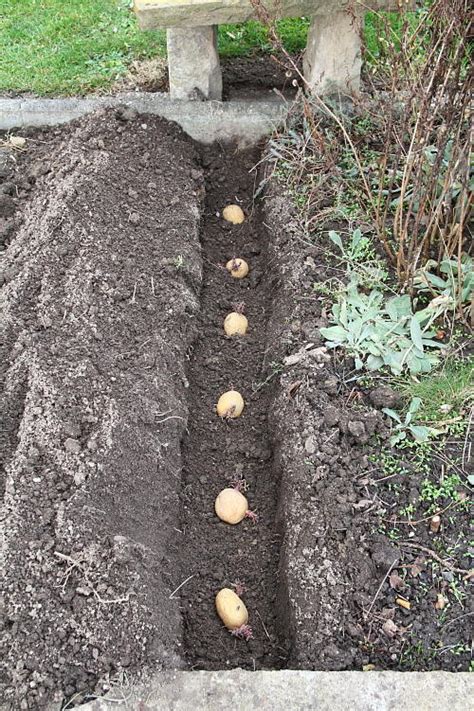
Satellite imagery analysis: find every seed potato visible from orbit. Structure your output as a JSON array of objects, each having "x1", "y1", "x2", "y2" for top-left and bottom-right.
[
  {"x1": 222, "y1": 204, "x2": 245, "y2": 224},
  {"x1": 215, "y1": 588, "x2": 248, "y2": 630},
  {"x1": 224, "y1": 312, "x2": 248, "y2": 336},
  {"x1": 216, "y1": 390, "x2": 244, "y2": 418},
  {"x1": 215, "y1": 488, "x2": 249, "y2": 524},
  {"x1": 226, "y1": 258, "x2": 249, "y2": 279}
]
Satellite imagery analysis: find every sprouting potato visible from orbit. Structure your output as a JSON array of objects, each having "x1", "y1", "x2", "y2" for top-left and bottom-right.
[
  {"x1": 215, "y1": 588, "x2": 248, "y2": 629},
  {"x1": 226, "y1": 258, "x2": 249, "y2": 279},
  {"x1": 224, "y1": 312, "x2": 248, "y2": 336},
  {"x1": 216, "y1": 390, "x2": 244, "y2": 418},
  {"x1": 215, "y1": 488, "x2": 257, "y2": 524},
  {"x1": 222, "y1": 204, "x2": 245, "y2": 224}
]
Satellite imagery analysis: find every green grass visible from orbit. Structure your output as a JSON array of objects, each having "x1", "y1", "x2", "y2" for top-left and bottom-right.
[
  {"x1": 218, "y1": 17, "x2": 309, "y2": 57},
  {"x1": 396, "y1": 358, "x2": 473, "y2": 424},
  {"x1": 0, "y1": 0, "x2": 167, "y2": 94},
  {"x1": 0, "y1": 1, "x2": 417, "y2": 95}
]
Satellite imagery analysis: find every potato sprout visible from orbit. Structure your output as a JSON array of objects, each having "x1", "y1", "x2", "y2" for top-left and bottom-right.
[
  {"x1": 216, "y1": 390, "x2": 244, "y2": 418},
  {"x1": 226, "y1": 258, "x2": 249, "y2": 279},
  {"x1": 222, "y1": 204, "x2": 245, "y2": 224}
]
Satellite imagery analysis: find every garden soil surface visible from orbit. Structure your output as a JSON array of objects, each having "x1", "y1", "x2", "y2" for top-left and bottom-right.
[
  {"x1": 112, "y1": 54, "x2": 298, "y2": 100},
  {"x1": 1, "y1": 109, "x2": 471, "y2": 711}
]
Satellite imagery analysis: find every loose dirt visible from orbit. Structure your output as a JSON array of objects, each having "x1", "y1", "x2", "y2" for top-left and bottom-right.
[
  {"x1": 263, "y1": 186, "x2": 472, "y2": 673},
  {"x1": 178, "y1": 145, "x2": 287, "y2": 669},
  {"x1": 110, "y1": 54, "x2": 298, "y2": 100},
  {"x1": 1, "y1": 109, "x2": 203, "y2": 709},
  {"x1": 1, "y1": 107, "x2": 470, "y2": 711}
]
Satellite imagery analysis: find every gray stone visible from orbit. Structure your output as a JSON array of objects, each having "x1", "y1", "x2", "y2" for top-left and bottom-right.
[
  {"x1": 134, "y1": 0, "x2": 405, "y2": 30},
  {"x1": 304, "y1": 434, "x2": 317, "y2": 454},
  {"x1": 347, "y1": 419, "x2": 368, "y2": 443},
  {"x1": 0, "y1": 94, "x2": 288, "y2": 147},
  {"x1": 0, "y1": 193, "x2": 16, "y2": 218},
  {"x1": 167, "y1": 26, "x2": 222, "y2": 100},
  {"x1": 303, "y1": 12, "x2": 363, "y2": 94},
  {"x1": 55, "y1": 669, "x2": 473, "y2": 711}
]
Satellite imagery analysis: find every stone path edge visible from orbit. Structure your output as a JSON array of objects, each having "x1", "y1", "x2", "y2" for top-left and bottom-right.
[
  {"x1": 0, "y1": 92, "x2": 289, "y2": 145},
  {"x1": 50, "y1": 670, "x2": 472, "y2": 711}
]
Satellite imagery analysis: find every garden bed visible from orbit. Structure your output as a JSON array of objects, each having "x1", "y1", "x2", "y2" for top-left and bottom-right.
[{"x1": 1, "y1": 106, "x2": 471, "y2": 711}]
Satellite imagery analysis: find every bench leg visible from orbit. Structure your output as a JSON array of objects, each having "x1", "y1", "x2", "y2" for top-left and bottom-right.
[
  {"x1": 167, "y1": 26, "x2": 222, "y2": 100},
  {"x1": 303, "y1": 12, "x2": 363, "y2": 95}
]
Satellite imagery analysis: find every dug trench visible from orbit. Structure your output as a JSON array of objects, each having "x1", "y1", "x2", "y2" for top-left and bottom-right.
[
  {"x1": 1, "y1": 109, "x2": 470, "y2": 710},
  {"x1": 178, "y1": 145, "x2": 286, "y2": 670}
]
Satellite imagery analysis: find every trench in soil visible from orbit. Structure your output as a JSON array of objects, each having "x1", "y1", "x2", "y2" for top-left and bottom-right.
[{"x1": 179, "y1": 144, "x2": 287, "y2": 669}]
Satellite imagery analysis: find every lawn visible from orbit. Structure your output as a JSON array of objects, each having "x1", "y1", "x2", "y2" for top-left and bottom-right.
[{"x1": 0, "y1": 0, "x2": 406, "y2": 95}]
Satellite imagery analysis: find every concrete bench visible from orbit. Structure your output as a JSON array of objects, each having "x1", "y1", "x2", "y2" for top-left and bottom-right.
[{"x1": 133, "y1": 0, "x2": 407, "y2": 100}]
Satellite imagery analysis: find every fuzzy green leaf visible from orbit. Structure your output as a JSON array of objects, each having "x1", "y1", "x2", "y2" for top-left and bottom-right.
[
  {"x1": 328, "y1": 231, "x2": 344, "y2": 252},
  {"x1": 410, "y1": 317, "x2": 424, "y2": 352},
  {"x1": 409, "y1": 425, "x2": 431, "y2": 442},
  {"x1": 320, "y1": 325, "x2": 348, "y2": 342},
  {"x1": 382, "y1": 407, "x2": 402, "y2": 423}
]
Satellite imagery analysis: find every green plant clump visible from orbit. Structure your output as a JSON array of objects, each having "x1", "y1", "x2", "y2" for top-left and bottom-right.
[
  {"x1": 320, "y1": 285, "x2": 447, "y2": 375},
  {"x1": 383, "y1": 397, "x2": 435, "y2": 446}
]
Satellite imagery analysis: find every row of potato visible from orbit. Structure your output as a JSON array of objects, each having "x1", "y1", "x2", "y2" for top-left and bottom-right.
[{"x1": 213, "y1": 204, "x2": 254, "y2": 641}]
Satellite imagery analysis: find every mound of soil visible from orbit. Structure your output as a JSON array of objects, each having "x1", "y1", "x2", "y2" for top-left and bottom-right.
[{"x1": 1, "y1": 109, "x2": 203, "y2": 709}]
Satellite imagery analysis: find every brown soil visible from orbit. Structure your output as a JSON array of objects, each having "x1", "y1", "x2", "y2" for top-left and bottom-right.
[
  {"x1": 263, "y1": 186, "x2": 472, "y2": 673},
  {"x1": 222, "y1": 55, "x2": 299, "y2": 100},
  {"x1": 1, "y1": 107, "x2": 471, "y2": 710},
  {"x1": 110, "y1": 54, "x2": 298, "y2": 100},
  {"x1": 178, "y1": 145, "x2": 286, "y2": 669},
  {"x1": 1, "y1": 109, "x2": 203, "y2": 709}
]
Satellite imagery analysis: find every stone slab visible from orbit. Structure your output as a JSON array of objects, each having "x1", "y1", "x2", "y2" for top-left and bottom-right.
[
  {"x1": 0, "y1": 93, "x2": 288, "y2": 145},
  {"x1": 53, "y1": 670, "x2": 472, "y2": 711},
  {"x1": 303, "y1": 11, "x2": 362, "y2": 93},
  {"x1": 134, "y1": 0, "x2": 406, "y2": 30},
  {"x1": 167, "y1": 26, "x2": 223, "y2": 99}
]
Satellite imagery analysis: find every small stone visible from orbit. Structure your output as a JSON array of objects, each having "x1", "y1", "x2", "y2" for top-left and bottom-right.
[
  {"x1": 324, "y1": 406, "x2": 340, "y2": 427},
  {"x1": 0, "y1": 181, "x2": 15, "y2": 195},
  {"x1": 371, "y1": 540, "x2": 399, "y2": 571},
  {"x1": 0, "y1": 220, "x2": 14, "y2": 245},
  {"x1": 129, "y1": 212, "x2": 140, "y2": 225},
  {"x1": 28, "y1": 162, "x2": 50, "y2": 179},
  {"x1": 64, "y1": 422, "x2": 81, "y2": 438},
  {"x1": 9, "y1": 135, "x2": 27, "y2": 148},
  {"x1": 304, "y1": 435, "x2": 317, "y2": 454},
  {"x1": 116, "y1": 107, "x2": 138, "y2": 122},
  {"x1": 74, "y1": 470, "x2": 86, "y2": 486},
  {"x1": 320, "y1": 376, "x2": 339, "y2": 395},
  {"x1": 64, "y1": 438, "x2": 81, "y2": 454}
]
